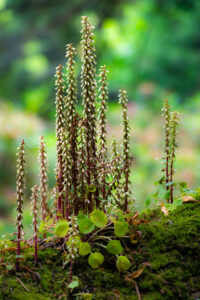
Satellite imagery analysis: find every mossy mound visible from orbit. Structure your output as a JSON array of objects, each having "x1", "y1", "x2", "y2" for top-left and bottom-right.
[{"x1": 0, "y1": 202, "x2": 199, "y2": 300}]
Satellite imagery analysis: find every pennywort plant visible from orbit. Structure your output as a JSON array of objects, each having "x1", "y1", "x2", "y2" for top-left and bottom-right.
[
  {"x1": 169, "y1": 112, "x2": 179, "y2": 203},
  {"x1": 15, "y1": 139, "x2": 25, "y2": 272},
  {"x1": 161, "y1": 100, "x2": 180, "y2": 203},
  {"x1": 39, "y1": 136, "x2": 49, "y2": 226},
  {"x1": 4, "y1": 16, "x2": 183, "y2": 294},
  {"x1": 162, "y1": 99, "x2": 171, "y2": 201},
  {"x1": 98, "y1": 65, "x2": 109, "y2": 200},
  {"x1": 31, "y1": 184, "x2": 39, "y2": 266},
  {"x1": 119, "y1": 89, "x2": 132, "y2": 211}
]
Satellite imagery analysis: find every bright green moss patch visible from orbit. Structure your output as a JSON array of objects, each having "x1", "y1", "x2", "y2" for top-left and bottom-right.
[
  {"x1": 0, "y1": 202, "x2": 199, "y2": 299},
  {"x1": 136, "y1": 202, "x2": 200, "y2": 300}
]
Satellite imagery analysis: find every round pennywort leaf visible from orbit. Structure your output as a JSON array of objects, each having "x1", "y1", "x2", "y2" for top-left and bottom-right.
[
  {"x1": 116, "y1": 256, "x2": 131, "y2": 272},
  {"x1": 79, "y1": 242, "x2": 91, "y2": 256},
  {"x1": 68, "y1": 280, "x2": 79, "y2": 289},
  {"x1": 76, "y1": 213, "x2": 88, "y2": 225},
  {"x1": 90, "y1": 209, "x2": 107, "y2": 228},
  {"x1": 114, "y1": 220, "x2": 129, "y2": 237},
  {"x1": 106, "y1": 240, "x2": 123, "y2": 255},
  {"x1": 88, "y1": 252, "x2": 104, "y2": 269},
  {"x1": 79, "y1": 218, "x2": 95, "y2": 234},
  {"x1": 54, "y1": 220, "x2": 69, "y2": 237}
]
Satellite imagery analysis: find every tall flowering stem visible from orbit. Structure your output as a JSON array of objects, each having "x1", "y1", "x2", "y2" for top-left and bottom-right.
[
  {"x1": 81, "y1": 16, "x2": 98, "y2": 211},
  {"x1": 70, "y1": 114, "x2": 79, "y2": 214},
  {"x1": 98, "y1": 66, "x2": 108, "y2": 200},
  {"x1": 162, "y1": 99, "x2": 171, "y2": 201},
  {"x1": 119, "y1": 89, "x2": 131, "y2": 212},
  {"x1": 31, "y1": 185, "x2": 39, "y2": 266},
  {"x1": 65, "y1": 44, "x2": 77, "y2": 126},
  {"x1": 110, "y1": 137, "x2": 122, "y2": 204},
  {"x1": 60, "y1": 128, "x2": 71, "y2": 220},
  {"x1": 15, "y1": 139, "x2": 25, "y2": 271},
  {"x1": 169, "y1": 112, "x2": 179, "y2": 203},
  {"x1": 77, "y1": 120, "x2": 87, "y2": 211},
  {"x1": 39, "y1": 136, "x2": 49, "y2": 227},
  {"x1": 55, "y1": 64, "x2": 65, "y2": 218},
  {"x1": 65, "y1": 44, "x2": 79, "y2": 215}
]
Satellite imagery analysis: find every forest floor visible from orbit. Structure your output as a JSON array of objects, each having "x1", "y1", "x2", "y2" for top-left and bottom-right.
[{"x1": 0, "y1": 202, "x2": 200, "y2": 300}]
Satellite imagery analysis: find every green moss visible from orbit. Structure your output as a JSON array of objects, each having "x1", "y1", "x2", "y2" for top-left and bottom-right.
[
  {"x1": 0, "y1": 202, "x2": 199, "y2": 299},
  {"x1": 136, "y1": 202, "x2": 200, "y2": 300}
]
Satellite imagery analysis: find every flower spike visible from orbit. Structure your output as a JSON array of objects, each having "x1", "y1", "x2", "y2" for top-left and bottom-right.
[
  {"x1": 98, "y1": 66, "x2": 108, "y2": 199},
  {"x1": 15, "y1": 139, "x2": 25, "y2": 271},
  {"x1": 81, "y1": 16, "x2": 98, "y2": 210},
  {"x1": 169, "y1": 111, "x2": 179, "y2": 203},
  {"x1": 39, "y1": 136, "x2": 49, "y2": 225},
  {"x1": 119, "y1": 89, "x2": 131, "y2": 211}
]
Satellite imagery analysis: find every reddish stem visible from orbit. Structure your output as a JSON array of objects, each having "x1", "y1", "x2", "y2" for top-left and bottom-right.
[
  {"x1": 34, "y1": 234, "x2": 38, "y2": 266},
  {"x1": 16, "y1": 227, "x2": 21, "y2": 271},
  {"x1": 65, "y1": 187, "x2": 69, "y2": 220},
  {"x1": 169, "y1": 156, "x2": 174, "y2": 204},
  {"x1": 165, "y1": 133, "x2": 170, "y2": 203}
]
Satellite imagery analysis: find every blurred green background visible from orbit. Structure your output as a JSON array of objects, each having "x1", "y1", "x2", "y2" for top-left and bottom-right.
[{"x1": 1, "y1": 0, "x2": 200, "y2": 236}]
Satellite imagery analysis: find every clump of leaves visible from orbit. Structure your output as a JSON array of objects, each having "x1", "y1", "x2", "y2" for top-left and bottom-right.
[{"x1": 3, "y1": 14, "x2": 191, "y2": 300}]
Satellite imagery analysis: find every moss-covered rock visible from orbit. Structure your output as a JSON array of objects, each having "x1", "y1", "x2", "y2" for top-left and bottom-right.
[{"x1": 0, "y1": 202, "x2": 199, "y2": 299}]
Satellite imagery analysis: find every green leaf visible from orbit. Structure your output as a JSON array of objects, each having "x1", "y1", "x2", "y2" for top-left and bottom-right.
[
  {"x1": 114, "y1": 221, "x2": 129, "y2": 237},
  {"x1": 90, "y1": 209, "x2": 107, "y2": 228},
  {"x1": 82, "y1": 293, "x2": 93, "y2": 300},
  {"x1": 106, "y1": 240, "x2": 123, "y2": 255},
  {"x1": 79, "y1": 218, "x2": 95, "y2": 234},
  {"x1": 76, "y1": 213, "x2": 88, "y2": 225},
  {"x1": 116, "y1": 256, "x2": 131, "y2": 272},
  {"x1": 79, "y1": 242, "x2": 91, "y2": 256},
  {"x1": 68, "y1": 280, "x2": 79, "y2": 289},
  {"x1": 88, "y1": 252, "x2": 104, "y2": 269},
  {"x1": 87, "y1": 185, "x2": 96, "y2": 193},
  {"x1": 54, "y1": 220, "x2": 69, "y2": 237}
]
